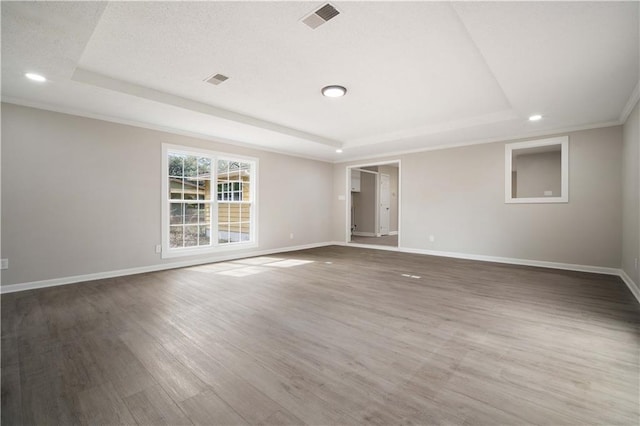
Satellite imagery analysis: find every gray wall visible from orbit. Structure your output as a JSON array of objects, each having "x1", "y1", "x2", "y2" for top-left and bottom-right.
[
  {"x1": 1, "y1": 103, "x2": 333, "y2": 286},
  {"x1": 622, "y1": 100, "x2": 639, "y2": 286},
  {"x1": 514, "y1": 151, "x2": 561, "y2": 198},
  {"x1": 333, "y1": 126, "x2": 623, "y2": 268},
  {"x1": 352, "y1": 171, "x2": 376, "y2": 234}
]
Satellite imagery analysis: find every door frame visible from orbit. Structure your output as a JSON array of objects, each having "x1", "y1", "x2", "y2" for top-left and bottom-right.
[
  {"x1": 379, "y1": 173, "x2": 391, "y2": 236},
  {"x1": 345, "y1": 160, "x2": 401, "y2": 246}
]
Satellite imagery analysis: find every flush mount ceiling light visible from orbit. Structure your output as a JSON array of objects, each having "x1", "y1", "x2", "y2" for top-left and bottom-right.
[
  {"x1": 335, "y1": 149, "x2": 343, "y2": 153},
  {"x1": 25, "y1": 72, "x2": 46, "y2": 82},
  {"x1": 529, "y1": 114, "x2": 543, "y2": 121},
  {"x1": 322, "y1": 85, "x2": 347, "y2": 97}
]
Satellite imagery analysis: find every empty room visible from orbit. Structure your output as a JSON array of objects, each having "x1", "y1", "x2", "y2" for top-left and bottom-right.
[{"x1": 1, "y1": 1, "x2": 639, "y2": 425}]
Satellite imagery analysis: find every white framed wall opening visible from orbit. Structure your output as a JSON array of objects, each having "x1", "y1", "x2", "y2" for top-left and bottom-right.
[
  {"x1": 162, "y1": 144, "x2": 258, "y2": 258},
  {"x1": 346, "y1": 160, "x2": 401, "y2": 248},
  {"x1": 505, "y1": 136, "x2": 569, "y2": 204}
]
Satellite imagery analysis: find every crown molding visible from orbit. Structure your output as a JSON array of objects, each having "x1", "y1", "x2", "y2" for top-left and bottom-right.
[
  {"x1": 1, "y1": 97, "x2": 333, "y2": 164},
  {"x1": 333, "y1": 120, "x2": 622, "y2": 164},
  {"x1": 619, "y1": 82, "x2": 639, "y2": 124}
]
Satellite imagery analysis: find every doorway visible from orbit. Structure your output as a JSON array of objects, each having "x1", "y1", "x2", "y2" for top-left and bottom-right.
[{"x1": 347, "y1": 161, "x2": 400, "y2": 248}]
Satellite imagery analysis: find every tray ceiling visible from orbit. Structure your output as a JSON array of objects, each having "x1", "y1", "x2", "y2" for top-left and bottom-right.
[{"x1": 2, "y1": 2, "x2": 638, "y2": 162}]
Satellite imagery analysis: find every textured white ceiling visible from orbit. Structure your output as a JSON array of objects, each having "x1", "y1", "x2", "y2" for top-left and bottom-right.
[{"x1": 2, "y1": 1, "x2": 638, "y2": 162}]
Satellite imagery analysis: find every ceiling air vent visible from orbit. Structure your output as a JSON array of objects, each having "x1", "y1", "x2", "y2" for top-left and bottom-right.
[
  {"x1": 204, "y1": 73, "x2": 229, "y2": 86},
  {"x1": 302, "y1": 3, "x2": 340, "y2": 29}
]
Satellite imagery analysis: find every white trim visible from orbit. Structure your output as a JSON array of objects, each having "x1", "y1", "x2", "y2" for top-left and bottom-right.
[
  {"x1": 3, "y1": 243, "x2": 636, "y2": 305},
  {"x1": 161, "y1": 144, "x2": 258, "y2": 259},
  {"x1": 352, "y1": 231, "x2": 377, "y2": 237},
  {"x1": 0, "y1": 242, "x2": 334, "y2": 294},
  {"x1": 397, "y1": 161, "x2": 402, "y2": 248},
  {"x1": 353, "y1": 168, "x2": 378, "y2": 175},
  {"x1": 4, "y1": 98, "x2": 627, "y2": 167},
  {"x1": 378, "y1": 173, "x2": 391, "y2": 235},
  {"x1": 505, "y1": 136, "x2": 569, "y2": 204},
  {"x1": 1, "y1": 98, "x2": 334, "y2": 164},
  {"x1": 333, "y1": 121, "x2": 620, "y2": 165},
  {"x1": 332, "y1": 240, "x2": 622, "y2": 276},
  {"x1": 346, "y1": 243, "x2": 401, "y2": 251},
  {"x1": 374, "y1": 173, "x2": 380, "y2": 238},
  {"x1": 619, "y1": 82, "x2": 640, "y2": 124},
  {"x1": 620, "y1": 270, "x2": 640, "y2": 304},
  {"x1": 345, "y1": 160, "x2": 400, "y2": 245}
]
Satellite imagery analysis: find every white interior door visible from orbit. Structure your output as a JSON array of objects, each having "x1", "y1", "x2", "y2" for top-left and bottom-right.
[{"x1": 379, "y1": 173, "x2": 390, "y2": 235}]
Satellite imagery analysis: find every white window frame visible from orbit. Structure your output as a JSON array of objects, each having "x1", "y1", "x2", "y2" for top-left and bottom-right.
[{"x1": 161, "y1": 144, "x2": 258, "y2": 258}]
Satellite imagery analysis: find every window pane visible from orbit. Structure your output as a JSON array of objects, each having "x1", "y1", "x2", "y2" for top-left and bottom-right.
[
  {"x1": 184, "y1": 226, "x2": 199, "y2": 247},
  {"x1": 227, "y1": 223, "x2": 240, "y2": 243},
  {"x1": 170, "y1": 203, "x2": 184, "y2": 225},
  {"x1": 182, "y1": 178, "x2": 198, "y2": 200},
  {"x1": 218, "y1": 159, "x2": 229, "y2": 175},
  {"x1": 168, "y1": 154, "x2": 184, "y2": 177},
  {"x1": 184, "y1": 156, "x2": 198, "y2": 177},
  {"x1": 218, "y1": 203, "x2": 230, "y2": 223},
  {"x1": 232, "y1": 203, "x2": 242, "y2": 222},
  {"x1": 199, "y1": 203, "x2": 211, "y2": 225},
  {"x1": 197, "y1": 157, "x2": 211, "y2": 178},
  {"x1": 169, "y1": 177, "x2": 184, "y2": 199},
  {"x1": 218, "y1": 223, "x2": 230, "y2": 244},
  {"x1": 185, "y1": 203, "x2": 199, "y2": 224},
  {"x1": 197, "y1": 179, "x2": 210, "y2": 199},
  {"x1": 199, "y1": 225, "x2": 211, "y2": 246},
  {"x1": 170, "y1": 226, "x2": 183, "y2": 248},
  {"x1": 242, "y1": 182, "x2": 251, "y2": 202},
  {"x1": 240, "y1": 204, "x2": 251, "y2": 221},
  {"x1": 240, "y1": 222, "x2": 250, "y2": 241}
]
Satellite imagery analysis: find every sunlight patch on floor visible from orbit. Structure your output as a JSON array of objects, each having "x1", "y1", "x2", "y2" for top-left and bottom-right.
[
  {"x1": 216, "y1": 266, "x2": 269, "y2": 277},
  {"x1": 267, "y1": 259, "x2": 315, "y2": 268}
]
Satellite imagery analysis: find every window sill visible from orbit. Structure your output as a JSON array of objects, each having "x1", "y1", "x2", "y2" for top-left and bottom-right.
[{"x1": 161, "y1": 241, "x2": 259, "y2": 259}]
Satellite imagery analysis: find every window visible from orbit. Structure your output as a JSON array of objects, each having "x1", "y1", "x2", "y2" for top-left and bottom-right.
[
  {"x1": 217, "y1": 182, "x2": 243, "y2": 201},
  {"x1": 162, "y1": 145, "x2": 257, "y2": 258}
]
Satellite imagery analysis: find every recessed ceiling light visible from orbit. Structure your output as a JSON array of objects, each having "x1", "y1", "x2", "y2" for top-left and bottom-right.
[
  {"x1": 529, "y1": 114, "x2": 543, "y2": 121},
  {"x1": 25, "y1": 73, "x2": 46, "y2": 82},
  {"x1": 322, "y1": 85, "x2": 347, "y2": 97},
  {"x1": 336, "y1": 149, "x2": 343, "y2": 153}
]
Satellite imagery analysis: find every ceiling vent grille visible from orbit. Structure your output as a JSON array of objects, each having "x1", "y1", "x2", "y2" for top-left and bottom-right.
[
  {"x1": 302, "y1": 3, "x2": 340, "y2": 29},
  {"x1": 204, "y1": 73, "x2": 229, "y2": 86}
]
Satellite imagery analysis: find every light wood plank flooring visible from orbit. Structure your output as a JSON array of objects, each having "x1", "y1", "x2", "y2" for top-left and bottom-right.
[{"x1": 2, "y1": 246, "x2": 639, "y2": 425}]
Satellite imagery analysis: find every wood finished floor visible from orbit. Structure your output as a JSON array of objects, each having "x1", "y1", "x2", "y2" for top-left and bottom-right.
[
  {"x1": 2, "y1": 245, "x2": 639, "y2": 425},
  {"x1": 350, "y1": 235, "x2": 398, "y2": 247}
]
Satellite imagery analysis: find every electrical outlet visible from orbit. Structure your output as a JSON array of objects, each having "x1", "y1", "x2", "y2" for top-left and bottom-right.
[
  {"x1": 155, "y1": 245, "x2": 162, "y2": 254},
  {"x1": 429, "y1": 235, "x2": 435, "y2": 242},
  {"x1": 1, "y1": 259, "x2": 8, "y2": 270},
  {"x1": 289, "y1": 233, "x2": 294, "y2": 240}
]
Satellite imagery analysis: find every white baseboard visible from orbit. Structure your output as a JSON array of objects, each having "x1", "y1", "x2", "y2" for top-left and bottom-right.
[
  {"x1": 332, "y1": 240, "x2": 622, "y2": 276},
  {"x1": 399, "y1": 246, "x2": 621, "y2": 275},
  {"x1": 334, "y1": 241, "x2": 640, "y2": 303},
  {"x1": 620, "y1": 270, "x2": 640, "y2": 304},
  {"x1": 0, "y1": 242, "x2": 334, "y2": 294},
  {"x1": 3, "y1": 242, "x2": 637, "y2": 306},
  {"x1": 352, "y1": 231, "x2": 376, "y2": 237}
]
